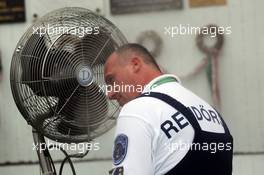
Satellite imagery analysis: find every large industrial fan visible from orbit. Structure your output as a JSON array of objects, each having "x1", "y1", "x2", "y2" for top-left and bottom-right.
[{"x1": 10, "y1": 7, "x2": 127, "y2": 174}]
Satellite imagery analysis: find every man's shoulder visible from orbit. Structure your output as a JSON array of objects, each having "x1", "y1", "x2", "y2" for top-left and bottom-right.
[
  {"x1": 121, "y1": 96, "x2": 155, "y2": 113},
  {"x1": 119, "y1": 95, "x2": 165, "y2": 119}
]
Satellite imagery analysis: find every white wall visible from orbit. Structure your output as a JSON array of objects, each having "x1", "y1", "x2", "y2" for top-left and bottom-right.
[{"x1": 0, "y1": 0, "x2": 263, "y2": 174}]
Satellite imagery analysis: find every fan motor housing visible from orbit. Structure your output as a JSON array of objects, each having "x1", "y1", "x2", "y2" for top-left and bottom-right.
[{"x1": 76, "y1": 66, "x2": 94, "y2": 87}]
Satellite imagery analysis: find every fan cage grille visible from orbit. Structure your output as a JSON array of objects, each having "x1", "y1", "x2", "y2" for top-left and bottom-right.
[{"x1": 10, "y1": 7, "x2": 127, "y2": 143}]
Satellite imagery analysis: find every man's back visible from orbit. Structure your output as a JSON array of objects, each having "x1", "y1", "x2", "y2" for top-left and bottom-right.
[{"x1": 112, "y1": 74, "x2": 233, "y2": 175}]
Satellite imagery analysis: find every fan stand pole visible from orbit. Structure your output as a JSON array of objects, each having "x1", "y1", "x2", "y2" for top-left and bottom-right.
[{"x1": 32, "y1": 128, "x2": 55, "y2": 175}]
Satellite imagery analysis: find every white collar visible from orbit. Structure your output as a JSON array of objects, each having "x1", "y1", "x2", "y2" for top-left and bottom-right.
[{"x1": 142, "y1": 74, "x2": 181, "y2": 93}]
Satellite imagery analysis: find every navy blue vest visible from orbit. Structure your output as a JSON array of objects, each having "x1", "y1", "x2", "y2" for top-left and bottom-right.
[{"x1": 139, "y1": 92, "x2": 233, "y2": 175}]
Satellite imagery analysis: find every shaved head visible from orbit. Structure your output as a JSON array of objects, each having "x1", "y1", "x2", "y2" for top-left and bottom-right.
[
  {"x1": 114, "y1": 43, "x2": 161, "y2": 71},
  {"x1": 104, "y1": 43, "x2": 162, "y2": 106}
]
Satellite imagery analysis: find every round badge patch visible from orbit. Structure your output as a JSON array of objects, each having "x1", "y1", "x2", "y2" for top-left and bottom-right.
[{"x1": 113, "y1": 134, "x2": 128, "y2": 165}]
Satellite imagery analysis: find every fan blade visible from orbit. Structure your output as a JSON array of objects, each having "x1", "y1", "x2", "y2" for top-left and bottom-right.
[{"x1": 55, "y1": 82, "x2": 108, "y2": 136}]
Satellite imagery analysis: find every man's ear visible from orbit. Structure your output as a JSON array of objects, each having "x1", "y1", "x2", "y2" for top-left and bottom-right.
[{"x1": 130, "y1": 57, "x2": 142, "y2": 73}]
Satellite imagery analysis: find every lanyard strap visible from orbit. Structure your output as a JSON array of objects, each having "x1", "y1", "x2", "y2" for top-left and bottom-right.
[{"x1": 150, "y1": 76, "x2": 178, "y2": 89}]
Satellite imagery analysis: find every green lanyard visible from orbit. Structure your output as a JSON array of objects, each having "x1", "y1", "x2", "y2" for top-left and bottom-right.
[{"x1": 150, "y1": 76, "x2": 178, "y2": 89}]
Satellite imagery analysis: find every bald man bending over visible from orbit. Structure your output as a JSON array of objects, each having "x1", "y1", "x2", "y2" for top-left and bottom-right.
[{"x1": 104, "y1": 43, "x2": 233, "y2": 175}]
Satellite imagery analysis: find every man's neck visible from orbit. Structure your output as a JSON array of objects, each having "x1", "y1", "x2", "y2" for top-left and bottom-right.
[{"x1": 140, "y1": 71, "x2": 163, "y2": 88}]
